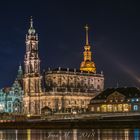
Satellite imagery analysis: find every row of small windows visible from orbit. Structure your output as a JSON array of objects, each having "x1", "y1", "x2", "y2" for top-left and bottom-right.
[
  {"x1": 67, "y1": 100, "x2": 87, "y2": 105},
  {"x1": 131, "y1": 98, "x2": 139, "y2": 102},
  {"x1": 44, "y1": 100, "x2": 88, "y2": 106},
  {"x1": 91, "y1": 104, "x2": 139, "y2": 112},
  {"x1": 93, "y1": 98, "x2": 140, "y2": 103},
  {"x1": 51, "y1": 82, "x2": 100, "y2": 88},
  {"x1": 51, "y1": 76, "x2": 101, "y2": 82}
]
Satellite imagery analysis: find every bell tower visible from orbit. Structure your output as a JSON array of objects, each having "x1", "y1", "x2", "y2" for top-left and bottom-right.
[
  {"x1": 23, "y1": 17, "x2": 42, "y2": 115},
  {"x1": 80, "y1": 25, "x2": 96, "y2": 73}
]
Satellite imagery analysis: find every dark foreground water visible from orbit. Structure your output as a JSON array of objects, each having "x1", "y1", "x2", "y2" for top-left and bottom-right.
[{"x1": 0, "y1": 129, "x2": 139, "y2": 140}]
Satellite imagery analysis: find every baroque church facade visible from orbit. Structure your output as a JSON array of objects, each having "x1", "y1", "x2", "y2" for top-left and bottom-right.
[
  {"x1": 22, "y1": 18, "x2": 104, "y2": 115},
  {"x1": 0, "y1": 65, "x2": 23, "y2": 114}
]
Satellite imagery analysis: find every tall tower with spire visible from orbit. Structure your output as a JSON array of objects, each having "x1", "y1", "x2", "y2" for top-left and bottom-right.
[
  {"x1": 80, "y1": 25, "x2": 96, "y2": 73},
  {"x1": 23, "y1": 17, "x2": 42, "y2": 115}
]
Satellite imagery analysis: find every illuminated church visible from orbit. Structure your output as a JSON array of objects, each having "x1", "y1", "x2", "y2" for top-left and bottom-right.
[
  {"x1": 21, "y1": 18, "x2": 104, "y2": 115},
  {"x1": 0, "y1": 66, "x2": 23, "y2": 114}
]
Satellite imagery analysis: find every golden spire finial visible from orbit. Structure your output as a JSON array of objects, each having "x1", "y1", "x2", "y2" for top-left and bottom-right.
[
  {"x1": 85, "y1": 24, "x2": 89, "y2": 45},
  {"x1": 80, "y1": 25, "x2": 96, "y2": 73}
]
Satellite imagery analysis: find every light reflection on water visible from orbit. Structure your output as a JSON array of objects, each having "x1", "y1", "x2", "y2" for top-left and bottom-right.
[{"x1": 0, "y1": 128, "x2": 139, "y2": 140}]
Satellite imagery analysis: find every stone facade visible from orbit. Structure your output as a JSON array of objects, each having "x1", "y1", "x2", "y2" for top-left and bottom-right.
[
  {"x1": 45, "y1": 68, "x2": 104, "y2": 92},
  {"x1": 22, "y1": 18, "x2": 104, "y2": 115},
  {"x1": 0, "y1": 80, "x2": 23, "y2": 113}
]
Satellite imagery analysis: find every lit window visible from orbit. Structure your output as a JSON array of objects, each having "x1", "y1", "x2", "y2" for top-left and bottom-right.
[
  {"x1": 123, "y1": 104, "x2": 129, "y2": 112},
  {"x1": 91, "y1": 107, "x2": 94, "y2": 111},
  {"x1": 0, "y1": 104, "x2": 4, "y2": 112},
  {"x1": 131, "y1": 99, "x2": 135, "y2": 102},
  {"x1": 97, "y1": 107, "x2": 100, "y2": 112},
  {"x1": 133, "y1": 105, "x2": 138, "y2": 111}
]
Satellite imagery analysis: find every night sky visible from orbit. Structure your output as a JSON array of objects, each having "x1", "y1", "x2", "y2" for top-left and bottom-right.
[{"x1": 0, "y1": 0, "x2": 140, "y2": 88}]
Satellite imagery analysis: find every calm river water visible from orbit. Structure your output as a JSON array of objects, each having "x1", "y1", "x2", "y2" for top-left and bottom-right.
[{"x1": 0, "y1": 129, "x2": 139, "y2": 140}]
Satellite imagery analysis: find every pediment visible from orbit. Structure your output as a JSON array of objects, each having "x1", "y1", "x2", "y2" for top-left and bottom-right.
[{"x1": 108, "y1": 91, "x2": 125, "y2": 99}]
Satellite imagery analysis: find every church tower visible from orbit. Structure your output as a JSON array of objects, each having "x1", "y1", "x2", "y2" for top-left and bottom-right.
[
  {"x1": 23, "y1": 17, "x2": 42, "y2": 115},
  {"x1": 80, "y1": 25, "x2": 96, "y2": 73}
]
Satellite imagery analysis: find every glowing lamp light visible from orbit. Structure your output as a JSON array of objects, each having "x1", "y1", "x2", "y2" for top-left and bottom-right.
[
  {"x1": 0, "y1": 104, "x2": 4, "y2": 111},
  {"x1": 27, "y1": 114, "x2": 31, "y2": 117},
  {"x1": 131, "y1": 99, "x2": 135, "y2": 102}
]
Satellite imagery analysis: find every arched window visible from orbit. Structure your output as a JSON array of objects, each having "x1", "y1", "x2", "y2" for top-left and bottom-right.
[
  {"x1": 133, "y1": 105, "x2": 138, "y2": 111},
  {"x1": 13, "y1": 99, "x2": 22, "y2": 113},
  {"x1": 97, "y1": 85, "x2": 100, "y2": 90}
]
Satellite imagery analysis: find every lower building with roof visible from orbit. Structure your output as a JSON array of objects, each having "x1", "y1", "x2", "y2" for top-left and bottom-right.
[{"x1": 88, "y1": 87, "x2": 140, "y2": 113}]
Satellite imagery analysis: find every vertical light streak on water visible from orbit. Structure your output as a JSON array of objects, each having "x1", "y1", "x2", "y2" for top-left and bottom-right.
[
  {"x1": 59, "y1": 130, "x2": 62, "y2": 140},
  {"x1": 73, "y1": 129, "x2": 77, "y2": 140},
  {"x1": 124, "y1": 129, "x2": 129, "y2": 140},
  {"x1": 27, "y1": 129, "x2": 31, "y2": 140},
  {"x1": 15, "y1": 130, "x2": 18, "y2": 140},
  {"x1": 0, "y1": 130, "x2": 4, "y2": 139},
  {"x1": 97, "y1": 129, "x2": 101, "y2": 140},
  {"x1": 134, "y1": 128, "x2": 139, "y2": 140}
]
